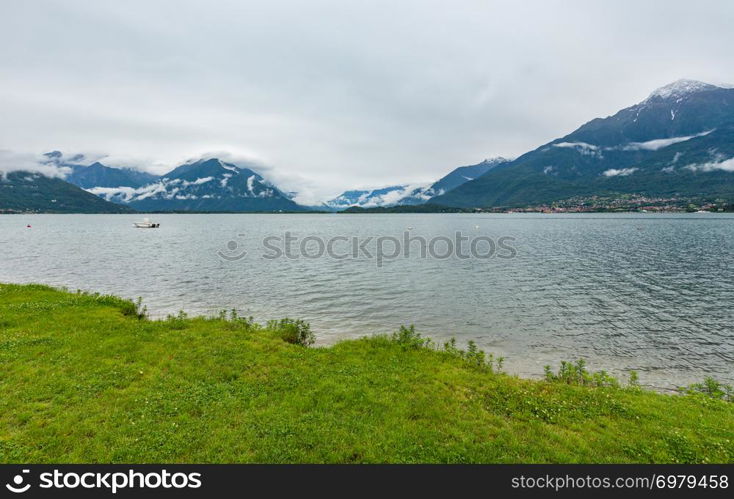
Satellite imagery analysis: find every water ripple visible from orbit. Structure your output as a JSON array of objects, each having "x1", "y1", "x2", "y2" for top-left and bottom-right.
[{"x1": 1, "y1": 212, "x2": 732, "y2": 388}]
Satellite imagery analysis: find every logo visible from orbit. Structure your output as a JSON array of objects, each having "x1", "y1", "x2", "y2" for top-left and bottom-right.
[
  {"x1": 217, "y1": 233, "x2": 248, "y2": 261},
  {"x1": 4, "y1": 469, "x2": 203, "y2": 494},
  {"x1": 6, "y1": 470, "x2": 31, "y2": 493}
]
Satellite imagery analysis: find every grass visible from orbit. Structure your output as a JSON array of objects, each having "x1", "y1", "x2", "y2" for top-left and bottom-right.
[{"x1": 0, "y1": 283, "x2": 732, "y2": 463}]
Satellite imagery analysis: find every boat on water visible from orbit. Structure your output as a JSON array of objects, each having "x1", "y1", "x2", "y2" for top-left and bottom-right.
[{"x1": 133, "y1": 217, "x2": 160, "y2": 228}]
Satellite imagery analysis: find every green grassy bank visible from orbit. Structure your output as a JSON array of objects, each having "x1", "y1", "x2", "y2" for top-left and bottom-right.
[{"x1": 0, "y1": 283, "x2": 732, "y2": 463}]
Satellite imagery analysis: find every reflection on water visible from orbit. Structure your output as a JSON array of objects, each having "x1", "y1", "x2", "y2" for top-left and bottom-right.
[{"x1": 1, "y1": 212, "x2": 733, "y2": 389}]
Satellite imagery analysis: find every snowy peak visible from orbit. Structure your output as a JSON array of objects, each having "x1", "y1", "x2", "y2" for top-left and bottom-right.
[
  {"x1": 163, "y1": 158, "x2": 255, "y2": 182},
  {"x1": 646, "y1": 79, "x2": 720, "y2": 101},
  {"x1": 561, "y1": 79, "x2": 734, "y2": 147},
  {"x1": 85, "y1": 157, "x2": 303, "y2": 212},
  {"x1": 480, "y1": 156, "x2": 510, "y2": 166}
]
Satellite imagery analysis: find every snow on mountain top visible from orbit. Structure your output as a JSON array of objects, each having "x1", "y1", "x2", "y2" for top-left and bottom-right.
[
  {"x1": 481, "y1": 156, "x2": 510, "y2": 165},
  {"x1": 646, "y1": 79, "x2": 720, "y2": 101}
]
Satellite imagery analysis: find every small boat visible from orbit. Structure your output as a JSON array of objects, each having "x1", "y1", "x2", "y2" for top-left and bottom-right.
[{"x1": 133, "y1": 217, "x2": 160, "y2": 228}]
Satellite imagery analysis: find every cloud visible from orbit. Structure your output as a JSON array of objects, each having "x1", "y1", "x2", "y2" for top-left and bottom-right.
[
  {"x1": 362, "y1": 184, "x2": 431, "y2": 207},
  {"x1": 326, "y1": 183, "x2": 433, "y2": 208},
  {"x1": 0, "y1": 0, "x2": 732, "y2": 199},
  {"x1": 619, "y1": 130, "x2": 714, "y2": 151},
  {"x1": 86, "y1": 186, "x2": 140, "y2": 203},
  {"x1": 182, "y1": 151, "x2": 267, "y2": 171},
  {"x1": 684, "y1": 157, "x2": 734, "y2": 173},
  {"x1": 553, "y1": 142, "x2": 599, "y2": 152},
  {"x1": 602, "y1": 167, "x2": 638, "y2": 177},
  {"x1": 0, "y1": 150, "x2": 71, "y2": 178},
  {"x1": 552, "y1": 142, "x2": 602, "y2": 157}
]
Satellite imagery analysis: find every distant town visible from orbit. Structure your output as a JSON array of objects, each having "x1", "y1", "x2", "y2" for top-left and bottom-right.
[{"x1": 485, "y1": 195, "x2": 734, "y2": 214}]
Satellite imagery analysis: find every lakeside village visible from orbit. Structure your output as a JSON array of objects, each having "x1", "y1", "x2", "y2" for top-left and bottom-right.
[{"x1": 478, "y1": 195, "x2": 734, "y2": 214}]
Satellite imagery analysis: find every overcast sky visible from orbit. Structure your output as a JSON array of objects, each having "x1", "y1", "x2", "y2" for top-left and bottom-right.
[{"x1": 1, "y1": 0, "x2": 733, "y2": 203}]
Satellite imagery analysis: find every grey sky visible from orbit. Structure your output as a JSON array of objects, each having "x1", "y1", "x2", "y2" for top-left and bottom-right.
[{"x1": 1, "y1": 0, "x2": 732, "y2": 203}]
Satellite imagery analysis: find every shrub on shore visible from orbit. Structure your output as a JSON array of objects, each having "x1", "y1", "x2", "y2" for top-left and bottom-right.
[
  {"x1": 679, "y1": 377, "x2": 733, "y2": 402},
  {"x1": 267, "y1": 318, "x2": 315, "y2": 347}
]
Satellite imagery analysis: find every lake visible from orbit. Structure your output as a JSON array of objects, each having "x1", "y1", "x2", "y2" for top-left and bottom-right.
[{"x1": 1, "y1": 212, "x2": 733, "y2": 390}]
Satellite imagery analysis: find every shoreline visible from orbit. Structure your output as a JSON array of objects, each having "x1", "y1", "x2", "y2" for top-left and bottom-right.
[
  {"x1": 0, "y1": 277, "x2": 728, "y2": 393},
  {"x1": 3, "y1": 209, "x2": 734, "y2": 214}
]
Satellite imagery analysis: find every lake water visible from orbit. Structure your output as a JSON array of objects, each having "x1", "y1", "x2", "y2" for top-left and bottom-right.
[{"x1": 1, "y1": 213, "x2": 733, "y2": 390}]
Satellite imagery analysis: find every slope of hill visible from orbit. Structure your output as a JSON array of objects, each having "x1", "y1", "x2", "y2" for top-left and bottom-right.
[
  {"x1": 429, "y1": 157, "x2": 507, "y2": 194},
  {"x1": 0, "y1": 171, "x2": 135, "y2": 213}
]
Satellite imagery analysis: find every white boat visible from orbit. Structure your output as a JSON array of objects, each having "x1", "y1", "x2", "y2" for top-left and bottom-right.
[{"x1": 133, "y1": 217, "x2": 160, "y2": 228}]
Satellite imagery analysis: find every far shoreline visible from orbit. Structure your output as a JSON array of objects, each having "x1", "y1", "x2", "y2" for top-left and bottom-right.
[{"x1": 3, "y1": 209, "x2": 734, "y2": 215}]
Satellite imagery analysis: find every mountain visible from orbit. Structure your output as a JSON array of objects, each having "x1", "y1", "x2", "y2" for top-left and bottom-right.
[
  {"x1": 0, "y1": 171, "x2": 135, "y2": 213},
  {"x1": 89, "y1": 158, "x2": 306, "y2": 212},
  {"x1": 429, "y1": 157, "x2": 508, "y2": 194},
  {"x1": 66, "y1": 161, "x2": 158, "y2": 189},
  {"x1": 432, "y1": 80, "x2": 734, "y2": 208},
  {"x1": 324, "y1": 184, "x2": 431, "y2": 210},
  {"x1": 42, "y1": 151, "x2": 158, "y2": 189},
  {"x1": 324, "y1": 157, "x2": 508, "y2": 209}
]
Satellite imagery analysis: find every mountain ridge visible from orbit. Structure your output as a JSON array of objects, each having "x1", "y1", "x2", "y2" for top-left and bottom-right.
[
  {"x1": 431, "y1": 80, "x2": 734, "y2": 208},
  {"x1": 3, "y1": 79, "x2": 733, "y2": 213},
  {"x1": 324, "y1": 157, "x2": 508, "y2": 209}
]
